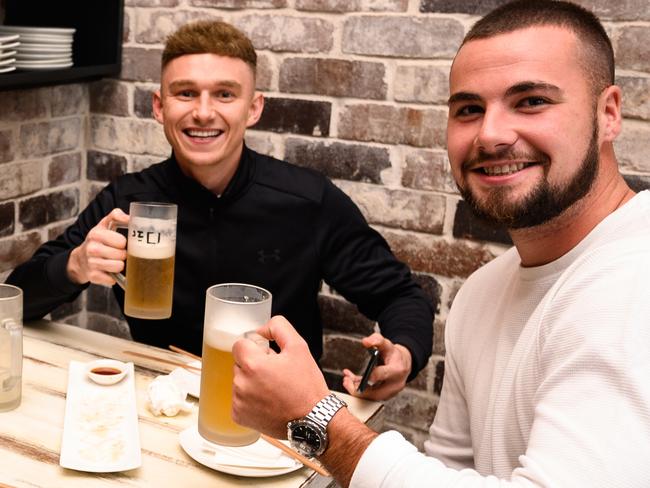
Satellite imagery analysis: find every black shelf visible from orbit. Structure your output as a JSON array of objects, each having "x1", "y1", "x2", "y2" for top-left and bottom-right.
[{"x1": 0, "y1": 0, "x2": 124, "y2": 91}]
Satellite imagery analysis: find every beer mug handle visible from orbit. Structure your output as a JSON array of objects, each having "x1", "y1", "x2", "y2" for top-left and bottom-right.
[
  {"x1": 2, "y1": 319, "x2": 21, "y2": 377},
  {"x1": 107, "y1": 220, "x2": 128, "y2": 291}
]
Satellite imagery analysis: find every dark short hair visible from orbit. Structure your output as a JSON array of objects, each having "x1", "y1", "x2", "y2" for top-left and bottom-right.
[
  {"x1": 462, "y1": 0, "x2": 614, "y2": 94},
  {"x1": 162, "y1": 20, "x2": 257, "y2": 75}
]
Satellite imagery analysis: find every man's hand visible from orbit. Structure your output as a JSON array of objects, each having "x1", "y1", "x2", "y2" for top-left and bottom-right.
[
  {"x1": 67, "y1": 208, "x2": 129, "y2": 286},
  {"x1": 342, "y1": 332, "x2": 412, "y2": 400},
  {"x1": 232, "y1": 316, "x2": 330, "y2": 439}
]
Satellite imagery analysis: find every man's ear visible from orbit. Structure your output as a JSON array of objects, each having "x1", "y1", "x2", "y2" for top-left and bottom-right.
[
  {"x1": 598, "y1": 85, "x2": 622, "y2": 142},
  {"x1": 246, "y1": 91, "x2": 265, "y2": 128},
  {"x1": 152, "y1": 88, "x2": 164, "y2": 125}
]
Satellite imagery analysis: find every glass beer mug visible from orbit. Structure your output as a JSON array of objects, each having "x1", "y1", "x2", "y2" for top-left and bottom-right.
[
  {"x1": 0, "y1": 284, "x2": 23, "y2": 412},
  {"x1": 198, "y1": 283, "x2": 272, "y2": 446},
  {"x1": 110, "y1": 202, "x2": 177, "y2": 319}
]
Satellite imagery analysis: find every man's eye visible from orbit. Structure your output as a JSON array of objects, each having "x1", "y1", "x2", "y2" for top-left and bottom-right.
[
  {"x1": 518, "y1": 97, "x2": 549, "y2": 108},
  {"x1": 217, "y1": 91, "x2": 235, "y2": 100},
  {"x1": 178, "y1": 90, "x2": 195, "y2": 99},
  {"x1": 455, "y1": 105, "x2": 484, "y2": 117}
]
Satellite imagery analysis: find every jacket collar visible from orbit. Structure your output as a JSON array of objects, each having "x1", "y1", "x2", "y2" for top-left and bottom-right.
[{"x1": 164, "y1": 145, "x2": 256, "y2": 206}]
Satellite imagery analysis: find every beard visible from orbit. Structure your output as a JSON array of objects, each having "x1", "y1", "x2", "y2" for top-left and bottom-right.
[{"x1": 457, "y1": 121, "x2": 599, "y2": 230}]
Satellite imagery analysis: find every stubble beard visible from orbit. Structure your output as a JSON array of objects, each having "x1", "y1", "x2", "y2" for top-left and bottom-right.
[{"x1": 457, "y1": 121, "x2": 600, "y2": 230}]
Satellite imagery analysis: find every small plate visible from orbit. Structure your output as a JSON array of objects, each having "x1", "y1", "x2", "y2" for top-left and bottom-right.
[
  {"x1": 86, "y1": 359, "x2": 128, "y2": 386},
  {"x1": 0, "y1": 58, "x2": 14, "y2": 67},
  {"x1": 0, "y1": 65, "x2": 16, "y2": 74},
  {"x1": 60, "y1": 361, "x2": 141, "y2": 473},
  {"x1": 179, "y1": 425, "x2": 302, "y2": 477}
]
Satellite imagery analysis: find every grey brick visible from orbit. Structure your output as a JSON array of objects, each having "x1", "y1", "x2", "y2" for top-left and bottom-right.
[
  {"x1": 343, "y1": 16, "x2": 463, "y2": 58},
  {"x1": 280, "y1": 57, "x2": 386, "y2": 99},
  {"x1": 284, "y1": 138, "x2": 390, "y2": 184},
  {"x1": 255, "y1": 97, "x2": 331, "y2": 136}
]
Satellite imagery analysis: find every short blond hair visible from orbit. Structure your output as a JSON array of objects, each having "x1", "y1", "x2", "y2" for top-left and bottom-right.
[{"x1": 162, "y1": 20, "x2": 256, "y2": 75}]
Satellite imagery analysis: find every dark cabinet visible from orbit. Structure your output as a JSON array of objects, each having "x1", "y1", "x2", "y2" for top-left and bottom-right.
[{"x1": 0, "y1": 0, "x2": 124, "y2": 91}]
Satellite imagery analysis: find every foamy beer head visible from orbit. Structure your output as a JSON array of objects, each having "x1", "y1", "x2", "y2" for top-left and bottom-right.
[
  {"x1": 123, "y1": 203, "x2": 177, "y2": 320},
  {"x1": 198, "y1": 284, "x2": 272, "y2": 446}
]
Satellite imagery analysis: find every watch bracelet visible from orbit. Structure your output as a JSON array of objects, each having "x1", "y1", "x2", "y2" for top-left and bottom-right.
[{"x1": 306, "y1": 393, "x2": 347, "y2": 430}]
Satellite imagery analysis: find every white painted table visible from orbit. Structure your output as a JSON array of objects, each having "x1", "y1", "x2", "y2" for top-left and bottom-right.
[{"x1": 0, "y1": 320, "x2": 383, "y2": 488}]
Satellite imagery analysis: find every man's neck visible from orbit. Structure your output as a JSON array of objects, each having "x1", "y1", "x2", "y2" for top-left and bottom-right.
[
  {"x1": 175, "y1": 147, "x2": 243, "y2": 196},
  {"x1": 510, "y1": 164, "x2": 635, "y2": 268}
]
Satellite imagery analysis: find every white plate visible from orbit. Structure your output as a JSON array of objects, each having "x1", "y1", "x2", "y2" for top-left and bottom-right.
[
  {"x1": 15, "y1": 61, "x2": 73, "y2": 70},
  {"x1": 59, "y1": 360, "x2": 141, "y2": 473},
  {"x1": 0, "y1": 42, "x2": 20, "y2": 51},
  {"x1": 179, "y1": 425, "x2": 302, "y2": 477},
  {"x1": 0, "y1": 65, "x2": 16, "y2": 74},
  {"x1": 0, "y1": 50, "x2": 17, "y2": 60},
  {"x1": 16, "y1": 44, "x2": 71, "y2": 53},
  {"x1": 15, "y1": 57, "x2": 71, "y2": 65},
  {"x1": 0, "y1": 25, "x2": 75, "y2": 35},
  {"x1": 169, "y1": 361, "x2": 201, "y2": 398},
  {"x1": 0, "y1": 34, "x2": 19, "y2": 43},
  {"x1": 0, "y1": 58, "x2": 14, "y2": 67},
  {"x1": 15, "y1": 51, "x2": 70, "y2": 60},
  {"x1": 12, "y1": 34, "x2": 72, "y2": 44}
]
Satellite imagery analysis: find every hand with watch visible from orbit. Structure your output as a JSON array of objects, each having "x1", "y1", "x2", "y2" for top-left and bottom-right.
[{"x1": 232, "y1": 316, "x2": 378, "y2": 486}]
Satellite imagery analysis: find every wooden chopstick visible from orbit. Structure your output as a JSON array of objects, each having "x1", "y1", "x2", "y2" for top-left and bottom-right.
[
  {"x1": 169, "y1": 344, "x2": 330, "y2": 477},
  {"x1": 169, "y1": 344, "x2": 202, "y2": 361},
  {"x1": 122, "y1": 350, "x2": 202, "y2": 372},
  {"x1": 260, "y1": 434, "x2": 331, "y2": 477}
]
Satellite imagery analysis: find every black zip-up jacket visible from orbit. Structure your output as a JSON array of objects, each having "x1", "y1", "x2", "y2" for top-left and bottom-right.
[{"x1": 7, "y1": 147, "x2": 434, "y2": 379}]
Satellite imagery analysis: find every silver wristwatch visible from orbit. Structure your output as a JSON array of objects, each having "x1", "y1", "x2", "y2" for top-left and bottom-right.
[{"x1": 287, "y1": 393, "x2": 347, "y2": 458}]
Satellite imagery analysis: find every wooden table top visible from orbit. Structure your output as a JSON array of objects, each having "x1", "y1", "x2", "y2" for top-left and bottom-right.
[{"x1": 0, "y1": 320, "x2": 383, "y2": 488}]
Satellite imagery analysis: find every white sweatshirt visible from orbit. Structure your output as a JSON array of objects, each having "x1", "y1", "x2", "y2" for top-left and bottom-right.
[{"x1": 351, "y1": 191, "x2": 650, "y2": 488}]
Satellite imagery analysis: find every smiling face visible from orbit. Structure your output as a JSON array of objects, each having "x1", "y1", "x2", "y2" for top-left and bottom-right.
[
  {"x1": 153, "y1": 53, "x2": 263, "y2": 190},
  {"x1": 447, "y1": 26, "x2": 604, "y2": 229}
]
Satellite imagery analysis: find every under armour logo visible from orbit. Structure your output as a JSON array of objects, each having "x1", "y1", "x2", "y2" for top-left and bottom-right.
[{"x1": 257, "y1": 249, "x2": 281, "y2": 264}]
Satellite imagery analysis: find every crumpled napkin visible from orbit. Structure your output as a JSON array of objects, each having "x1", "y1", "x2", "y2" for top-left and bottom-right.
[{"x1": 147, "y1": 374, "x2": 194, "y2": 416}]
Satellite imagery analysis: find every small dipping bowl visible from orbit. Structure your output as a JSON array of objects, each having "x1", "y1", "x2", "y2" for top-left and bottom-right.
[{"x1": 86, "y1": 359, "x2": 128, "y2": 386}]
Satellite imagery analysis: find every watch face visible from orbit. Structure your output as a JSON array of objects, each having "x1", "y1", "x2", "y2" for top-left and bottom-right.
[{"x1": 290, "y1": 422, "x2": 323, "y2": 457}]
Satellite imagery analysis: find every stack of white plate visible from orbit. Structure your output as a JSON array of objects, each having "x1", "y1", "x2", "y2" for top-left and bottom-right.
[
  {"x1": 0, "y1": 33, "x2": 19, "y2": 74},
  {"x1": 0, "y1": 25, "x2": 75, "y2": 71}
]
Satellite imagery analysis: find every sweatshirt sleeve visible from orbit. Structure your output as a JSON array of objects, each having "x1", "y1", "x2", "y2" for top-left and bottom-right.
[
  {"x1": 317, "y1": 180, "x2": 435, "y2": 380},
  {"x1": 5, "y1": 185, "x2": 120, "y2": 320}
]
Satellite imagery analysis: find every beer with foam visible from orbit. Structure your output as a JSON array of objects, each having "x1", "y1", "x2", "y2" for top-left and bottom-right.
[
  {"x1": 198, "y1": 284, "x2": 272, "y2": 446},
  {"x1": 111, "y1": 203, "x2": 177, "y2": 320}
]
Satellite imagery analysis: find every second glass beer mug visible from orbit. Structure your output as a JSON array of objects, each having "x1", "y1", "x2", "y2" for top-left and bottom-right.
[
  {"x1": 198, "y1": 283, "x2": 272, "y2": 446},
  {"x1": 111, "y1": 202, "x2": 177, "y2": 319},
  {"x1": 0, "y1": 284, "x2": 23, "y2": 412}
]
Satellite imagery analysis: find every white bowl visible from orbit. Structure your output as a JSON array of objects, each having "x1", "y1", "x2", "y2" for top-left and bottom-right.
[{"x1": 86, "y1": 359, "x2": 128, "y2": 386}]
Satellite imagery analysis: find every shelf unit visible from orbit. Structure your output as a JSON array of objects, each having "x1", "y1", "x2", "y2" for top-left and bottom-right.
[{"x1": 0, "y1": 0, "x2": 124, "y2": 91}]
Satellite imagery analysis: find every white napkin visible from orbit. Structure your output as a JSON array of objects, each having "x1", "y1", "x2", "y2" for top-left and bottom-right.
[
  {"x1": 202, "y1": 439, "x2": 299, "y2": 469},
  {"x1": 147, "y1": 374, "x2": 194, "y2": 417}
]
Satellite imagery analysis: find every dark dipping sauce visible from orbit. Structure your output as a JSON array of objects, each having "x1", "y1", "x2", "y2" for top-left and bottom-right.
[{"x1": 91, "y1": 367, "x2": 122, "y2": 375}]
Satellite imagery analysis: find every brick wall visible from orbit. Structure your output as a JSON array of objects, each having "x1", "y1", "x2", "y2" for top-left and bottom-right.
[{"x1": 2, "y1": 0, "x2": 650, "y2": 447}]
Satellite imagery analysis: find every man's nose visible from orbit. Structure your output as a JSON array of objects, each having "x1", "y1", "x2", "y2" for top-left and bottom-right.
[
  {"x1": 192, "y1": 92, "x2": 216, "y2": 121},
  {"x1": 475, "y1": 107, "x2": 517, "y2": 153}
]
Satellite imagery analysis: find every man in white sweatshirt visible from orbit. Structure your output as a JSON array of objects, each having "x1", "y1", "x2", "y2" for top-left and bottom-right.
[{"x1": 231, "y1": 1, "x2": 650, "y2": 486}]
